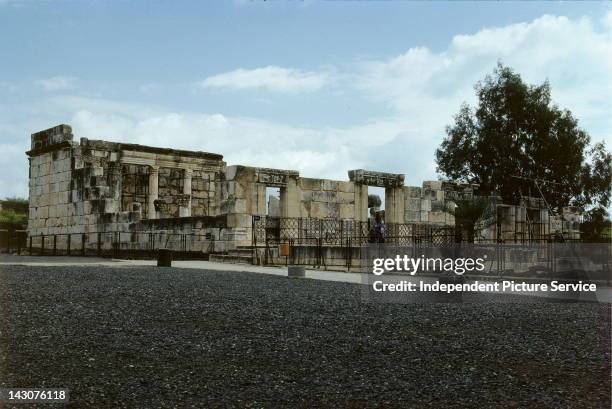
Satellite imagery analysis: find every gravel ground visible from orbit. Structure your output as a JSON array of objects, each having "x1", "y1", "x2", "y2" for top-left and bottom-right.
[{"x1": 0, "y1": 265, "x2": 610, "y2": 409}]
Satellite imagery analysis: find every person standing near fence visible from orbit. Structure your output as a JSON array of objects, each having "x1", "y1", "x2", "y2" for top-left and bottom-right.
[{"x1": 369, "y1": 213, "x2": 386, "y2": 243}]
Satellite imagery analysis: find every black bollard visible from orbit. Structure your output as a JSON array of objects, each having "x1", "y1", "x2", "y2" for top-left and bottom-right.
[
  {"x1": 287, "y1": 265, "x2": 305, "y2": 278},
  {"x1": 157, "y1": 248, "x2": 173, "y2": 267}
]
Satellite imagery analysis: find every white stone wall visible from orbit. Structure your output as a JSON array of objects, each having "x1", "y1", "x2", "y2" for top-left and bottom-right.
[
  {"x1": 402, "y1": 181, "x2": 455, "y2": 225},
  {"x1": 28, "y1": 146, "x2": 73, "y2": 237},
  {"x1": 298, "y1": 178, "x2": 355, "y2": 220}
]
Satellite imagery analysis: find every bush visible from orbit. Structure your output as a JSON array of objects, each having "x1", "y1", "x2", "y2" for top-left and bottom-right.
[{"x1": 0, "y1": 209, "x2": 27, "y2": 224}]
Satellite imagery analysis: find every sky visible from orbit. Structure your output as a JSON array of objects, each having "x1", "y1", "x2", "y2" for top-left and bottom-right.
[{"x1": 0, "y1": 0, "x2": 611, "y2": 198}]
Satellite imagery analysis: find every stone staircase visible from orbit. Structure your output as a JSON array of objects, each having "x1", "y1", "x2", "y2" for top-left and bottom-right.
[{"x1": 209, "y1": 247, "x2": 254, "y2": 265}]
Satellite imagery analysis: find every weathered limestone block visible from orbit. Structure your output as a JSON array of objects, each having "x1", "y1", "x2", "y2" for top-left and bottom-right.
[
  {"x1": 303, "y1": 191, "x2": 338, "y2": 202},
  {"x1": 420, "y1": 210, "x2": 430, "y2": 222},
  {"x1": 338, "y1": 192, "x2": 355, "y2": 204},
  {"x1": 59, "y1": 191, "x2": 70, "y2": 204},
  {"x1": 91, "y1": 166, "x2": 104, "y2": 177},
  {"x1": 221, "y1": 196, "x2": 247, "y2": 214},
  {"x1": 407, "y1": 198, "x2": 421, "y2": 211},
  {"x1": 348, "y1": 169, "x2": 404, "y2": 187},
  {"x1": 322, "y1": 180, "x2": 339, "y2": 191},
  {"x1": 59, "y1": 180, "x2": 71, "y2": 191},
  {"x1": 429, "y1": 211, "x2": 449, "y2": 224},
  {"x1": 338, "y1": 181, "x2": 355, "y2": 193},
  {"x1": 405, "y1": 210, "x2": 421, "y2": 222},
  {"x1": 422, "y1": 188, "x2": 437, "y2": 200},
  {"x1": 423, "y1": 180, "x2": 443, "y2": 190},
  {"x1": 431, "y1": 200, "x2": 447, "y2": 212},
  {"x1": 30, "y1": 124, "x2": 73, "y2": 150},
  {"x1": 227, "y1": 214, "x2": 252, "y2": 228},
  {"x1": 225, "y1": 181, "x2": 246, "y2": 197},
  {"x1": 38, "y1": 193, "x2": 50, "y2": 207},
  {"x1": 309, "y1": 202, "x2": 340, "y2": 219},
  {"x1": 39, "y1": 162, "x2": 50, "y2": 176},
  {"x1": 300, "y1": 178, "x2": 323, "y2": 191},
  {"x1": 405, "y1": 186, "x2": 421, "y2": 198},
  {"x1": 339, "y1": 204, "x2": 355, "y2": 219}
]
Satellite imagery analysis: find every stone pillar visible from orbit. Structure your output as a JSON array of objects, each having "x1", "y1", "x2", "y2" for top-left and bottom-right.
[
  {"x1": 385, "y1": 186, "x2": 405, "y2": 224},
  {"x1": 255, "y1": 184, "x2": 266, "y2": 215},
  {"x1": 354, "y1": 185, "x2": 369, "y2": 222},
  {"x1": 147, "y1": 165, "x2": 159, "y2": 219},
  {"x1": 179, "y1": 168, "x2": 192, "y2": 217},
  {"x1": 280, "y1": 178, "x2": 300, "y2": 218}
]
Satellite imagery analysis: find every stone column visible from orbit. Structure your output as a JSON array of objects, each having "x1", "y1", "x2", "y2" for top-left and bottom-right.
[
  {"x1": 385, "y1": 186, "x2": 405, "y2": 224},
  {"x1": 147, "y1": 165, "x2": 159, "y2": 219},
  {"x1": 255, "y1": 184, "x2": 266, "y2": 216},
  {"x1": 354, "y1": 184, "x2": 369, "y2": 222},
  {"x1": 179, "y1": 168, "x2": 192, "y2": 217},
  {"x1": 280, "y1": 178, "x2": 300, "y2": 218}
]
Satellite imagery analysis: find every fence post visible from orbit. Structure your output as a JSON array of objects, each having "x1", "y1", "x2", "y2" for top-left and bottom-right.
[
  {"x1": 97, "y1": 232, "x2": 102, "y2": 257},
  {"x1": 29, "y1": 236, "x2": 32, "y2": 255},
  {"x1": 67, "y1": 234, "x2": 71, "y2": 256},
  {"x1": 53, "y1": 235, "x2": 57, "y2": 256},
  {"x1": 317, "y1": 237, "x2": 322, "y2": 268},
  {"x1": 82, "y1": 234, "x2": 86, "y2": 256},
  {"x1": 41, "y1": 234, "x2": 45, "y2": 256}
]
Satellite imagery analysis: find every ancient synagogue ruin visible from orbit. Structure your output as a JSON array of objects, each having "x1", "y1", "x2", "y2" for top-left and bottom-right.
[{"x1": 26, "y1": 124, "x2": 581, "y2": 265}]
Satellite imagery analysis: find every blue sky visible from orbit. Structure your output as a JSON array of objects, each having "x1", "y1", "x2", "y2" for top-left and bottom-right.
[{"x1": 1, "y1": 0, "x2": 611, "y2": 198}]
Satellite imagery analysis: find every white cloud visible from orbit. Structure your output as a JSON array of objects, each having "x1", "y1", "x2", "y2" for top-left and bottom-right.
[
  {"x1": 1, "y1": 12, "x2": 611, "y2": 199},
  {"x1": 35, "y1": 76, "x2": 78, "y2": 91},
  {"x1": 356, "y1": 13, "x2": 612, "y2": 145},
  {"x1": 199, "y1": 66, "x2": 329, "y2": 93}
]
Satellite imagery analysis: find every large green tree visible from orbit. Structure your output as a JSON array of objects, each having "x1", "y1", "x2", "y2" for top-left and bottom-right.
[{"x1": 436, "y1": 63, "x2": 610, "y2": 212}]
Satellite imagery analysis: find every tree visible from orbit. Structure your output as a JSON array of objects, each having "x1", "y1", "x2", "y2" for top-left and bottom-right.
[
  {"x1": 579, "y1": 142, "x2": 611, "y2": 209},
  {"x1": 436, "y1": 63, "x2": 610, "y2": 212},
  {"x1": 580, "y1": 207, "x2": 611, "y2": 243},
  {"x1": 446, "y1": 197, "x2": 497, "y2": 243}
]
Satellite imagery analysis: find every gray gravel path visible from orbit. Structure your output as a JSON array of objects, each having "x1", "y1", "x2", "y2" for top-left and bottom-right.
[{"x1": 0, "y1": 265, "x2": 609, "y2": 408}]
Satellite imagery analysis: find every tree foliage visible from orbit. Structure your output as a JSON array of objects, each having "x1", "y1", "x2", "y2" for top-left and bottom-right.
[
  {"x1": 580, "y1": 207, "x2": 611, "y2": 243},
  {"x1": 0, "y1": 209, "x2": 27, "y2": 224},
  {"x1": 446, "y1": 197, "x2": 497, "y2": 243},
  {"x1": 436, "y1": 63, "x2": 610, "y2": 212}
]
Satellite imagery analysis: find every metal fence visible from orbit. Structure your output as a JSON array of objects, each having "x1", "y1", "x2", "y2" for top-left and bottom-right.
[
  {"x1": 0, "y1": 216, "x2": 591, "y2": 274},
  {"x1": 0, "y1": 230, "x2": 221, "y2": 260},
  {"x1": 251, "y1": 216, "x2": 458, "y2": 269},
  {"x1": 251, "y1": 216, "x2": 456, "y2": 246}
]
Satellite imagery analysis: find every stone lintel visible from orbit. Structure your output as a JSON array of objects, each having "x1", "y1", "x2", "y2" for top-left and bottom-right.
[
  {"x1": 119, "y1": 149, "x2": 224, "y2": 171},
  {"x1": 440, "y1": 181, "x2": 478, "y2": 201},
  {"x1": 348, "y1": 169, "x2": 405, "y2": 187},
  {"x1": 255, "y1": 167, "x2": 299, "y2": 187},
  {"x1": 118, "y1": 142, "x2": 223, "y2": 161}
]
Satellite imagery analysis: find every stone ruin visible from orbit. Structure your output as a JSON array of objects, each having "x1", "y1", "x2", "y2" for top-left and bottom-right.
[{"x1": 25, "y1": 124, "x2": 581, "y2": 260}]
